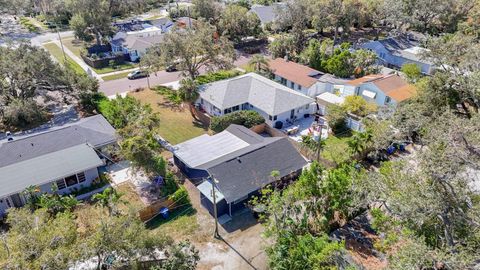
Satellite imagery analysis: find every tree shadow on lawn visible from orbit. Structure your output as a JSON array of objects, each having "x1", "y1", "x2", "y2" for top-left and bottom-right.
[
  {"x1": 192, "y1": 120, "x2": 208, "y2": 130},
  {"x1": 333, "y1": 128, "x2": 353, "y2": 138},
  {"x1": 145, "y1": 204, "x2": 197, "y2": 230}
]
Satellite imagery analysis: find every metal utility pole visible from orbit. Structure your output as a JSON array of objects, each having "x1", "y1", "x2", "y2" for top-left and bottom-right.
[
  {"x1": 56, "y1": 24, "x2": 67, "y2": 63},
  {"x1": 210, "y1": 177, "x2": 220, "y2": 238},
  {"x1": 316, "y1": 121, "x2": 323, "y2": 161},
  {"x1": 146, "y1": 75, "x2": 151, "y2": 89}
]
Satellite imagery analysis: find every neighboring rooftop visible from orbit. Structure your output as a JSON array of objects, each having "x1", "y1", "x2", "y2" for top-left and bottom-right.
[
  {"x1": 198, "y1": 72, "x2": 314, "y2": 116},
  {"x1": 0, "y1": 144, "x2": 103, "y2": 198},
  {"x1": 317, "y1": 92, "x2": 345, "y2": 105},
  {"x1": 0, "y1": 114, "x2": 116, "y2": 167},
  {"x1": 249, "y1": 3, "x2": 284, "y2": 25},
  {"x1": 377, "y1": 36, "x2": 417, "y2": 52},
  {"x1": 396, "y1": 46, "x2": 431, "y2": 63},
  {"x1": 317, "y1": 73, "x2": 352, "y2": 85},
  {"x1": 374, "y1": 77, "x2": 416, "y2": 102},
  {"x1": 351, "y1": 74, "x2": 416, "y2": 102},
  {"x1": 269, "y1": 58, "x2": 322, "y2": 88},
  {"x1": 347, "y1": 74, "x2": 385, "y2": 86},
  {"x1": 112, "y1": 33, "x2": 164, "y2": 51}
]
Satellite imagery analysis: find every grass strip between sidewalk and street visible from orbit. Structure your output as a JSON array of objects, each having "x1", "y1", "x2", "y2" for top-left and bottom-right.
[
  {"x1": 102, "y1": 71, "x2": 133, "y2": 81},
  {"x1": 43, "y1": 42, "x2": 85, "y2": 75}
]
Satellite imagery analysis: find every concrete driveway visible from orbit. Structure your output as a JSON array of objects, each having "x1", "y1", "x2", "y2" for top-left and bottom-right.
[{"x1": 183, "y1": 180, "x2": 268, "y2": 270}]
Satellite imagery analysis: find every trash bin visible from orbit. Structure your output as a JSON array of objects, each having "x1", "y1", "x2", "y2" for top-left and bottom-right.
[{"x1": 159, "y1": 207, "x2": 169, "y2": 219}]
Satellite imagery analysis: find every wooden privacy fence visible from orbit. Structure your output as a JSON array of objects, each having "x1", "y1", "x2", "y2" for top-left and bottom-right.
[
  {"x1": 138, "y1": 198, "x2": 175, "y2": 222},
  {"x1": 250, "y1": 123, "x2": 287, "y2": 137}
]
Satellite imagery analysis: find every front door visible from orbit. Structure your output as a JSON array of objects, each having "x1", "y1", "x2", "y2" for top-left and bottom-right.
[
  {"x1": 10, "y1": 193, "x2": 24, "y2": 208},
  {"x1": 290, "y1": 109, "x2": 295, "y2": 119}
]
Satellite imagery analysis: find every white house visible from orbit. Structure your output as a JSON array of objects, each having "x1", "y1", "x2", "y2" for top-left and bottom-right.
[
  {"x1": 111, "y1": 21, "x2": 168, "y2": 62},
  {"x1": 0, "y1": 115, "x2": 116, "y2": 216},
  {"x1": 360, "y1": 36, "x2": 433, "y2": 74},
  {"x1": 249, "y1": 3, "x2": 285, "y2": 27},
  {"x1": 197, "y1": 73, "x2": 315, "y2": 128},
  {"x1": 269, "y1": 58, "x2": 353, "y2": 98}
]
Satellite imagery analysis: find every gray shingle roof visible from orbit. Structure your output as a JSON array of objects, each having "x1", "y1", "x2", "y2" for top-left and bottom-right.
[
  {"x1": 208, "y1": 137, "x2": 307, "y2": 203},
  {"x1": 0, "y1": 144, "x2": 103, "y2": 197},
  {"x1": 0, "y1": 115, "x2": 116, "y2": 167},
  {"x1": 174, "y1": 124, "x2": 307, "y2": 203},
  {"x1": 173, "y1": 124, "x2": 276, "y2": 169},
  {"x1": 112, "y1": 34, "x2": 164, "y2": 52},
  {"x1": 378, "y1": 36, "x2": 416, "y2": 52},
  {"x1": 250, "y1": 3, "x2": 284, "y2": 25},
  {"x1": 198, "y1": 73, "x2": 314, "y2": 116}
]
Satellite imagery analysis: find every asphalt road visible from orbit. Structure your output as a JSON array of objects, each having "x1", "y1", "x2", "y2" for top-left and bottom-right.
[
  {"x1": 100, "y1": 70, "x2": 183, "y2": 96},
  {"x1": 99, "y1": 53, "x2": 252, "y2": 96}
]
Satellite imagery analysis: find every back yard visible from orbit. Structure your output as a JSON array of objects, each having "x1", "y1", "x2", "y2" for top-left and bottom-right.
[
  {"x1": 129, "y1": 89, "x2": 207, "y2": 145},
  {"x1": 321, "y1": 133, "x2": 352, "y2": 165}
]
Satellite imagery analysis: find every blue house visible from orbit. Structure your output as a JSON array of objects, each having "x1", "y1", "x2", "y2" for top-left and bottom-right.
[{"x1": 360, "y1": 36, "x2": 433, "y2": 74}]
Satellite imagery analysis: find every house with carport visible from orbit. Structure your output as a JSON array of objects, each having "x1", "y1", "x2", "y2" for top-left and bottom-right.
[
  {"x1": 197, "y1": 72, "x2": 315, "y2": 128},
  {"x1": 172, "y1": 124, "x2": 307, "y2": 219},
  {"x1": 0, "y1": 115, "x2": 116, "y2": 216}
]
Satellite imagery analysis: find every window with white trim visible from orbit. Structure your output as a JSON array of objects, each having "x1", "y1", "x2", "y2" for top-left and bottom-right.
[
  {"x1": 77, "y1": 172, "x2": 86, "y2": 183},
  {"x1": 56, "y1": 179, "x2": 67, "y2": 190}
]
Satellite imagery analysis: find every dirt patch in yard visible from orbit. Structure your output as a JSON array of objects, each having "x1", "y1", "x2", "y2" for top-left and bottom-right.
[{"x1": 182, "y1": 180, "x2": 269, "y2": 270}]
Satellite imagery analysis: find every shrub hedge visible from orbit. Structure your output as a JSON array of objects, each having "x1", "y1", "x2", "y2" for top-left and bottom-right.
[
  {"x1": 195, "y1": 70, "x2": 243, "y2": 85},
  {"x1": 210, "y1": 110, "x2": 265, "y2": 133}
]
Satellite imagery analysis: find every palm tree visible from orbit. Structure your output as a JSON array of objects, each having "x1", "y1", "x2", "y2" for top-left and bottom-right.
[
  {"x1": 179, "y1": 78, "x2": 199, "y2": 103},
  {"x1": 248, "y1": 54, "x2": 270, "y2": 74},
  {"x1": 37, "y1": 194, "x2": 79, "y2": 217},
  {"x1": 347, "y1": 130, "x2": 373, "y2": 159},
  {"x1": 301, "y1": 135, "x2": 326, "y2": 161},
  {"x1": 23, "y1": 185, "x2": 41, "y2": 212},
  {"x1": 92, "y1": 188, "x2": 124, "y2": 216}
]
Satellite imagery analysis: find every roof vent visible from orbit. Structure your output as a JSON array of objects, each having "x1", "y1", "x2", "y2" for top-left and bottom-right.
[{"x1": 284, "y1": 54, "x2": 289, "y2": 62}]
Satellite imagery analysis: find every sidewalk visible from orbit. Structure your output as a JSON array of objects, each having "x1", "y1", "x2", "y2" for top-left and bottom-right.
[
  {"x1": 98, "y1": 67, "x2": 139, "y2": 78},
  {"x1": 52, "y1": 40, "x2": 104, "y2": 82}
]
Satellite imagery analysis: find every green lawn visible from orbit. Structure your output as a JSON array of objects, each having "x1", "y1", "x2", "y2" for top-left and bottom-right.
[
  {"x1": 146, "y1": 205, "x2": 199, "y2": 237},
  {"x1": 43, "y1": 42, "x2": 85, "y2": 75},
  {"x1": 129, "y1": 89, "x2": 208, "y2": 145},
  {"x1": 63, "y1": 38, "x2": 84, "y2": 58},
  {"x1": 93, "y1": 62, "x2": 137, "y2": 74},
  {"x1": 321, "y1": 134, "x2": 352, "y2": 164},
  {"x1": 102, "y1": 71, "x2": 132, "y2": 81}
]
